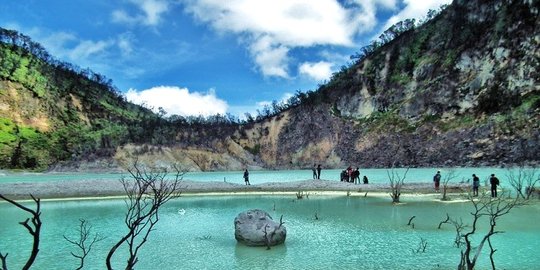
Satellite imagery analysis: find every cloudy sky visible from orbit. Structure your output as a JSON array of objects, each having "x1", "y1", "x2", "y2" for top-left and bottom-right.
[{"x1": 0, "y1": 0, "x2": 450, "y2": 118}]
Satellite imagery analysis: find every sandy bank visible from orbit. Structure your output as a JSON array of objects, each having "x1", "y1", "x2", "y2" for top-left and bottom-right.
[{"x1": 0, "y1": 178, "x2": 470, "y2": 200}]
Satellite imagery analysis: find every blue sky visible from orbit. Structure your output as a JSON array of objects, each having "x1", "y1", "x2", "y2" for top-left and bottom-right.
[{"x1": 0, "y1": 0, "x2": 450, "y2": 118}]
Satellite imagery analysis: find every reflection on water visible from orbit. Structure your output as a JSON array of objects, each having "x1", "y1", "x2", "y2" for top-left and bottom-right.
[{"x1": 0, "y1": 195, "x2": 539, "y2": 269}]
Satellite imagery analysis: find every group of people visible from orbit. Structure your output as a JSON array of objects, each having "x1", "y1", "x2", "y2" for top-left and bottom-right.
[
  {"x1": 340, "y1": 166, "x2": 368, "y2": 184},
  {"x1": 433, "y1": 171, "x2": 500, "y2": 197}
]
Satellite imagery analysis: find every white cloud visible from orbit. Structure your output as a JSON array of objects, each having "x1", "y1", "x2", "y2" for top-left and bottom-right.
[
  {"x1": 112, "y1": 0, "x2": 170, "y2": 26},
  {"x1": 250, "y1": 36, "x2": 290, "y2": 78},
  {"x1": 181, "y1": 0, "x2": 395, "y2": 78},
  {"x1": 381, "y1": 0, "x2": 452, "y2": 30},
  {"x1": 112, "y1": 10, "x2": 139, "y2": 25},
  {"x1": 117, "y1": 32, "x2": 135, "y2": 56},
  {"x1": 298, "y1": 61, "x2": 333, "y2": 81},
  {"x1": 124, "y1": 86, "x2": 229, "y2": 117},
  {"x1": 68, "y1": 40, "x2": 113, "y2": 60}
]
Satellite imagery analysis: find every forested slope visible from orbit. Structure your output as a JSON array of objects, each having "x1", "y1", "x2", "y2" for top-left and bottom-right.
[{"x1": 1, "y1": 0, "x2": 538, "y2": 171}]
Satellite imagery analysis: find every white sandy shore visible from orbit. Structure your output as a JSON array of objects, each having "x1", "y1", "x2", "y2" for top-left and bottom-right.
[{"x1": 0, "y1": 178, "x2": 470, "y2": 200}]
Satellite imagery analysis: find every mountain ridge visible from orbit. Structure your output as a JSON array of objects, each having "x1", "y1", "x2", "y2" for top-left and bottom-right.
[{"x1": 1, "y1": 0, "x2": 538, "y2": 171}]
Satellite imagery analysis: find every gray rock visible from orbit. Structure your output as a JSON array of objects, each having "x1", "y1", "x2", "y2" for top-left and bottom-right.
[{"x1": 234, "y1": 209, "x2": 286, "y2": 247}]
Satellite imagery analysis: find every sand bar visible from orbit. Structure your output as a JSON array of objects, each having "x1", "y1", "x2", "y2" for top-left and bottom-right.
[{"x1": 0, "y1": 178, "x2": 470, "y2": 201}]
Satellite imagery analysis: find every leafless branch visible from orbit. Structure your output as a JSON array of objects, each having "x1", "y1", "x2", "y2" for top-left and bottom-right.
[
  {"x1": 438, "y1": 213, "x2": 450, "y2": 229},
  {"x1": 0, "y1": 252, "x2": 7, "y2": 270},
  {"x1": 106, "y1": 160, "x2": 184, "y2": 270},
  {"x1": 455, "y1": 191, "x2": 526, "y2": 270},
  {"x1": 507, "y1": 166, "x2": 539, "y2": 199},
  {"x1": 441, "y1": 170, "x2": 458, "y2": 201},
  {"x1": 263, "y1": 225, "x2": 271, "y2": 250},
  {"x1": 388, "y1": 167, "x2": 409, "y2": 203},
  {"x1": 64, "y1": 219, "x2": 105, "y2": 270},
  {"x1": 412, "y1": 238, "x2": 428, "y2": 254},
  {"x1": 407, "y1": 216, "x2": 416, "y2": 226},
  {"x1": 0, "y1": 194, "x2": 42, "y2": 270}
]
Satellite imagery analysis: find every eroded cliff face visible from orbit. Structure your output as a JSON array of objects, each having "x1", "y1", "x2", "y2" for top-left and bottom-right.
[
  {"x1": 336, "y1": 0, "x2": 539, "y2": 121},
  {"x1": 240, "y1": 0, "x2": 539, "y2": 169},
  {"x1": 47, "y1": 0, "x2": 539, "y2": 172}
]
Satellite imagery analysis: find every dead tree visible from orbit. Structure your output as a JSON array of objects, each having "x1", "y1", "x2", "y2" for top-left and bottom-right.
[
  {"x1": 411, "y1": 238, "x2": 428, "y2": 254},
  {"x1": 438, "y1": 213, "x2": 466, "y2": 247},
  {"x1": 64, "y1": 219, "x2": 105, "y2": 270},
  {"x1": 263, "y1": 215, "x2": 285, "y2": 250},
  {"x1": 454, "y1": 191, "x2": 526, "y2": 270},
  {"x1": 507, "y1": 167, "x2": 539, "y2": 199},
  {"x1": 441, "y1": 170, "x2": 458, "y2": 201},
  {"x1": 407, "y1": 216, "x2": 416, "y2": 226},
  {"x1": 105, "y1": 162, "x2": 184, "y2": 270},
  {"x1": 0, "y1": 194, "x2": 42, "y2": 270},
  {"x1": 0, "y1": 253, "x2": 6, "y2": 270},
  {"x1": 388, "y1": 168, "x2": 409, "y2": 203}
]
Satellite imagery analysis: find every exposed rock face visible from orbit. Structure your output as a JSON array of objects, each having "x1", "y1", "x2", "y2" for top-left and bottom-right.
[
  {"x1": 2, "y1": 0, "x2": 538, "y2": 172},
  {"x1": 234, "y1": 209, "x2": 286, "y2": 247}
]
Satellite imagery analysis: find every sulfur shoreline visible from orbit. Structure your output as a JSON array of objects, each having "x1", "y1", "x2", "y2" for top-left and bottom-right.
[{"x1": 0, "y1": 178, "x2": 471, "y2": 201}]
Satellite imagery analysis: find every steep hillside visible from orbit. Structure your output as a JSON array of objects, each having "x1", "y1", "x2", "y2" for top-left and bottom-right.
[
  {"x1": 0, "y1": 32, "x2": 159, "y2": 170},
  {"x1": 1, "y1": 0, "x2": 539, "y2": 171},
  {"x1": 232, "y1": 0, "x2": 540, "y2": 169}
]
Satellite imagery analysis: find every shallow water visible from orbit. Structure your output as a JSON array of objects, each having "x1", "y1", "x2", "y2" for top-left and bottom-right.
[
  {"x1": 0, "y1": 167, "x2": 527, "y2": 187},
  {"x1": 1, "y1": 195, "x2": 539, "y2": 269}
]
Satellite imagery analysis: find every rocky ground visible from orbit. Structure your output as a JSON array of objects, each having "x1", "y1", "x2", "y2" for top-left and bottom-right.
[{"x1": 0, "y1": 178, "x2": 470, "y2": 200}]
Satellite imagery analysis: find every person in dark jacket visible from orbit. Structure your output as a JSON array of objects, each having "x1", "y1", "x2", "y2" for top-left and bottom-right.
[
  {"x1": 243, "y1": 169, "x2": 250, "y2": 185},
  {"x1": 353, "y1": 168, "x2": 360, "y2": 184},
  {"x1": 433, "y1": 171, "x2": 441, "y2": 192},
  {"x1": 472, "y1": 174, "x2": 480, "y2": 196},
  {"x1": 489, "y1": 174, "x2": 499, "y2": 197}
]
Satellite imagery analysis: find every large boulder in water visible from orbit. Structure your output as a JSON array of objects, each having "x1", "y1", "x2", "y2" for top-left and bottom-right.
[{"x1": 234, "y1": 209, "x2": 287, "y2": 247}]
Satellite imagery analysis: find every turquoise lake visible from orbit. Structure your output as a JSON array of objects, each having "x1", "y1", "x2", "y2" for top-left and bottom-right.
[
  {"x1": 1, "y1": 168, "x2": 539, "y2": 269},
  {"x1": 1, "y1": 194, "x2": 539, "y2": 269},
  {"x1": 0, "y1": 167, "x2": 520, "y2": 186}
]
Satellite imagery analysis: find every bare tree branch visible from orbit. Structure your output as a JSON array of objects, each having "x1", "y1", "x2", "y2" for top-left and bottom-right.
[
  {"x1": 106, "y1": 160, "x2": 184, "y2": 270},
  {"x1": 0, "y1": 194, "x2": 42, "y2": 270},
  {"x1": 454, "y1": 191, "x2": 526, "y2": 270},
  {"x1": 407, "y1": 216, "x2": 416, "y2": 226},
  {"x1": 64, "y1": 219, "x2": 105, "y2": 270},
  {"x1": 441, "y1": 170, "x2": 458, "y2": 201},
  {"x1": 0, "y1": 252, "x2": 8, "y2": 270},
  {"x1": 438, "y1": 213, "x2": 450, "y2": 229},
  {"x1": 411, "y1": 238, "x2": 428, "y2": 254},
  {"x1": 388, "y1": 167, "x2": 409, "y2": 203},
  {"x1": 507, "y1": 166, "x2": 539, "y2": 199}
]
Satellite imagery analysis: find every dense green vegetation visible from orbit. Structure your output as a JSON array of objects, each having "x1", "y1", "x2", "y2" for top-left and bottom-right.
[
  {"x1": 0, "y1": 28, "x2": 160, "y2": 169},
  {"x1": 1, "y1": 0, "x2": 538, "y2": 170}
]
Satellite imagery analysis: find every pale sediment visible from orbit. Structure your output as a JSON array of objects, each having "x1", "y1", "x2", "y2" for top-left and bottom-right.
[{"x1": 0, "y1": 178, "x2": 470, "y2": 200}]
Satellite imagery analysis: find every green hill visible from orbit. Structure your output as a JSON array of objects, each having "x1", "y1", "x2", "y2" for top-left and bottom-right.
[
  {"x1": 0, "y1": 29, "x2": 158, "y2": 170},
  {"x1": 1, "y1": 0, "x2": 539, "y2": 171}
]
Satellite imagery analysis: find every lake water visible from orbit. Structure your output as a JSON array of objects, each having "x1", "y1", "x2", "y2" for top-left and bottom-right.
[
  {"x1": 0, "y1": 167, "x2": 523, "y2": 187},
  {"x1": 1, "y1": 195, "x2": 539, "y2": 269}
]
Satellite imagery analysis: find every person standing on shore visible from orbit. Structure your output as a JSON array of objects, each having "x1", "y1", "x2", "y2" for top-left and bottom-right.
[
  {"x1": 243, "y1": 169, "x2": 250, "y2": 185},
  {"x1": 490, "y1": 173, "x2": 499, "y2": 197},
  {"x1": 317, "y1": 164, "x2": 322, "y2": 179},
  {"x1": 433, "y1": 171, "x2": 441, "y2": 192},
  {"x1": 312, "y1": 164, "x2": 317, "y2": 179},
  {"x1": 472, "y1": 174, "x2": 480, "y2": 196},
  {"x1": 353, "y1": 168, "x2": 360, "y2": 184}
]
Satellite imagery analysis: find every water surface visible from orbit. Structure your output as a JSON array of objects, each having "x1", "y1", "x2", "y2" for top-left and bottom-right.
[
  {"x1": 1, "y1": 195, "x2": 539, "y2": 269},
  {"x1": 0, "y1": 167, "x2": 521, "y2": 186}
]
